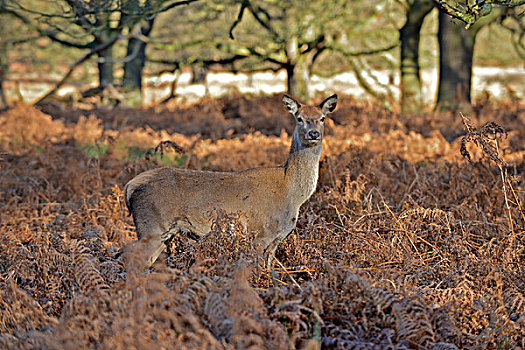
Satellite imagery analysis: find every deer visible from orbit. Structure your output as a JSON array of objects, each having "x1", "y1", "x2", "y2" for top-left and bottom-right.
[{"x1": 124, "y1": 93, "x2": 337, "y2": 268}]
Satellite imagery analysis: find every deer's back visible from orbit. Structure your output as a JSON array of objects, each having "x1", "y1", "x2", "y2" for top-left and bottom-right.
[{"x1": 125, "y1": 166, "x2": 294, "y2": 238}]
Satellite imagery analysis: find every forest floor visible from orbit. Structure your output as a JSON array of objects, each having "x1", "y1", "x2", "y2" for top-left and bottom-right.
[{"x1": 0, "y1": 94, "x2": 524, "y2": 349}]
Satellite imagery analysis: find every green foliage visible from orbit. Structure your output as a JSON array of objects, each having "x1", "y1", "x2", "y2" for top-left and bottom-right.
[
  {"x1": 126, "y1": 146, "x2": 147, "y2": 160},
  {"x1": 161, "y1": 153, "x2": 187, "y2": 167},
  {"x1": 79, "y1": 141, "x2": 109, "y2": 158}
]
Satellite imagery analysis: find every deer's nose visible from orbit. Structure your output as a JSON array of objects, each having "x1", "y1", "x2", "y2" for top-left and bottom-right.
[{"x1": 308, "y1": 130, "x2": 320, "y2": 140}]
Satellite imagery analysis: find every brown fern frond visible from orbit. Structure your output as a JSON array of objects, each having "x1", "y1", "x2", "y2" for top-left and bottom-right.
[
  {"x1": 72, "y1": 247, "x2": 110, "y2": 295},
  {"x1": 460, "y1": 115, "x2": 509, "y2": 166},
  {"x1": 393, "y1": 295, "x2": 435, "y2": 347}
]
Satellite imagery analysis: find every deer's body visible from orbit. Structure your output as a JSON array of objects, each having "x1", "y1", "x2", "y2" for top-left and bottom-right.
[{"x1": 125, "y1": 94, "x2": 337, "y2": 268}]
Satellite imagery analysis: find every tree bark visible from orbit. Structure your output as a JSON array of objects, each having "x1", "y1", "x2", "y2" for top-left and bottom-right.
[
  {"x1": 286, "y1": 64, "x2": 298, "y2": 98},
  {"x1": 0, "y1": 75, "x2": 6, "y2": 110},
  {"x1": 97, "y1": 45, "x2": 114, "y2": 89},
  {"x1": 286, "y1": 57, "x2": 311, "y2": 100},
  {"x1": 437, "y1": 12, "x2": 476, "y2": 105},
  {"x1": 0, "y1": 14, "x2": 8, "y2": 110},
  {"x1": 122, "y1": 18, "x2": 155, "y2": 93},
  {"x1": 399, "y1": 0, "x2": 434, "y2": 114},
  {"x1": 94, "y1": 26, "x2": 117, "y2": 89},
  {"x1": 436, "y1": 8, "x2": 499, "y2": 107},
  {"x1": 285, "y1": 35, "x2": 310, "y2": 101},
  {"x1": 35, "y1": 34, "x2": 123, "y2": 106}
]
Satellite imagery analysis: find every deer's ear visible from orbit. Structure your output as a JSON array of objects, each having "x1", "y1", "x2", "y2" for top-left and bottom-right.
[
  {"x1": 282, "y1": 94, "x2": 301, "y2": 115},
  {"x1": 320, "y1": 94, "x2": 338, "y2": 114}
]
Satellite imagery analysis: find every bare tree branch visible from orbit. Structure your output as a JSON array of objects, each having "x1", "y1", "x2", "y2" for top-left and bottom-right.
[
  {"x1": 229, "y1": 0, "x2": 248, "y2": 39},
  {"x1": 4, "y1": 8, "x2": 95, "y2": 49},
  {"x1": 245, "y1": 47, "x2": 287, "y2": 66},
  {"x1": 329, "y1": 43, "x2": 399, "y2": 57},
  {"x1": 34, "y1": 34, "x2": 125, "y2": 105},
  {"x1": 157, "y1": 0, "x2": 200, "y2": 14},
  {"x1": 149, "y1": 54, "x2": 249, "y2": 68},
  {"x1": 300, "y1": 35, "x2": 326, "y2": 55},
  {"x1": 348, "y1": 58, "x2": 386, "y2": 102},
  {"x1": 5, "y1": 35, "x2": 40, "y2": 46},
  {"x1": 245, "y1": 1, "x2": 282, "y2": 42},
  {"x1": 5, "y1": 0, "x2": 200, "y2": 50}
]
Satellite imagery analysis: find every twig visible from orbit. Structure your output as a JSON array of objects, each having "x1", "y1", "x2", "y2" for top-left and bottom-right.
[
  {"x1": 460, "y1": 113, "x2": 517, "y2": 234},
  {"x1": 260, "y1": 271, "x2": 288, "y2": 285},
  {"x1": 229, "y1": 0, "x2": 248, "y2": 39},
  {"x1": 494, "y1": 138, "x2": 514, "y2": 234},
  {"x1": 272, "y1": 253, "x2": 302, "y2": 291},
  {"x1": 506, "y1": 176, "x2": 525, "y2": 224}
]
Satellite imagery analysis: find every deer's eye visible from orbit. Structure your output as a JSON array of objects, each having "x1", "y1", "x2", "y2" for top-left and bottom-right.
[{"x1": 321, "y1": 117, "x2": 325, "y2": 122}]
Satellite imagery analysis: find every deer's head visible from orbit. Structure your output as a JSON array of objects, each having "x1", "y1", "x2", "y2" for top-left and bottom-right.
[{"x1": 283, "y1": 94, "x2": 338, "y2": 148}]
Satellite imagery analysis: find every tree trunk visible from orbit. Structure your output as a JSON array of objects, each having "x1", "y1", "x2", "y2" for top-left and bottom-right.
[
  {"x1": 436, "y1": 9, "x2": 498, "y2": 107},
  {"x1": 437, "y1": 12, "x2": 476, "y2": 106},
  {"x1": 191, "y1": 64, "x2": 209, "y2": 96},
  {"x1": 0, "y1": 78, "x2": 6, "y2": 110},
  {"x1": 122, "y1": 18, "x2": 154, "y2": 96},
  {"x1": 94, "y1": 26, "x2": 117, "y2": 89},
  {"x1": 285, "y1": 35, "x2": 310, "y2": 101},
  {"x1": 0, "y1": 14, "x2": 8, "y2": 110},
  {"x1": 0, "y1": 62, "x2": 7, "y2": 110},
  {"x1": 399, "y1": 0, "x2": 434, "y2": 114},
  {"x1": 286, "y1": 58, "x2": 310, "y2": 101},
  {"x1": 122, "y1": 38, "x2": 144, "y2": 90},
  {"x1": 286, "y1": 64, "x2": 300, "y2": 100},
  {"x1": 97, "y1": 44, "x2": 114, "y2": 89}
]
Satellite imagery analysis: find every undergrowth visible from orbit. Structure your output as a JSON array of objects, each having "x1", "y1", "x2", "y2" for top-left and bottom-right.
[{"x1": 0, "y1": 96, "x2": 524, "y2": 349}]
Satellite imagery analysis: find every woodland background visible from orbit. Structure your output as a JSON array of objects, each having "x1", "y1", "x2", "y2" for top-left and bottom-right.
[{"x1": 0, "y1": 1, "x2": 524, "y2": 349}]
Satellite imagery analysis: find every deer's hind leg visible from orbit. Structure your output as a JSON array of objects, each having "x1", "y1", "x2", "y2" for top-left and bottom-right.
[
  {"x1": 142, "y1": 228, "x2": 168, "y2": 268},
  {"x1": 126, "y1": 212, "x2": 201, "y2": 270},
  {"x1": 124, "y1": 221, "x2": 167, "y2": 270}
]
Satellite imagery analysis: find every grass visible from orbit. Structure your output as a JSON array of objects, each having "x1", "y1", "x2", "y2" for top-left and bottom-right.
[{"x1": 79, "y1": 141, "x2": 109, "y2": 158}]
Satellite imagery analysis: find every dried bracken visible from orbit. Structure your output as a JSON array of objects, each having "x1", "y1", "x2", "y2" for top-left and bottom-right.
[
  {"x1": 0, "y1": 96, "x2": 524, "y2": 349},
  {"x1": 460, "y1": 114, "x2": 509, "y2": 166}
]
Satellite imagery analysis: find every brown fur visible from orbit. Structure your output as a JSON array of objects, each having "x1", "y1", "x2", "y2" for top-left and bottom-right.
[{"x1": 124, "y1": 94, "x2": 338, "y2": 268}]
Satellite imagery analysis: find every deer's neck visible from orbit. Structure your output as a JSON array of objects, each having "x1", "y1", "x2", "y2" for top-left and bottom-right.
[{"x1": 282, "y1": 130, "x2": 322, "y2": 206}]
